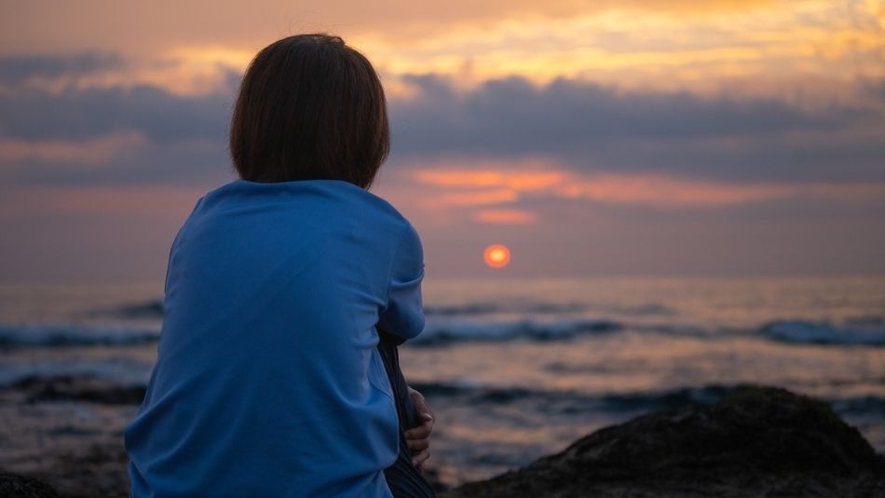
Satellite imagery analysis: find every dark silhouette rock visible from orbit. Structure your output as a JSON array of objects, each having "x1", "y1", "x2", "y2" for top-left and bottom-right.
[
  {"x1": 443, "y1": 386, "x2": 885, "y2": 497},
  {"x1": 3, "y1": 444, "x2": 131, "y2": 498},
  {"x1": 0, "y1": 473, "x2": 59, "y2": 498},
  {"x1": 12, "y1": 376, "x2": 145, "y2": 405}
]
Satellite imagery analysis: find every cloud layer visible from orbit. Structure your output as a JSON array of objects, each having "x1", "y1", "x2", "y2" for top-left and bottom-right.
[{"x1": 1, "y1": 0, "x2": 883, "y2": 280}]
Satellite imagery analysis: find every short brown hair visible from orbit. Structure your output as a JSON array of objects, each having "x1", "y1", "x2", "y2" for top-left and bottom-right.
[{"x1": 230, "y1": 34, "x2": 390, "y2": 188}]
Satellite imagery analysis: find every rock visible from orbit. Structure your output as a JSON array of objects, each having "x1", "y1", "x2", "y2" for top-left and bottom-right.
[
  {"x1": 0, "y1": 473, "x2": 59, "y2": 498},
  {"x1": 2, "y1": 443, "x2": 131, "y2": 498},
  {"x1": 11, "y1": 376, "x2": 145, "y2": 405},
  {"x1": 443, "y1": 386, "x2": 885, "y2": 497}
]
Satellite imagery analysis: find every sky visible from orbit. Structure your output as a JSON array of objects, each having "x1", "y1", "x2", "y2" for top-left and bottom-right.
[{"x1": 1, "y1": 0, "x2": 884, "y2": 283}]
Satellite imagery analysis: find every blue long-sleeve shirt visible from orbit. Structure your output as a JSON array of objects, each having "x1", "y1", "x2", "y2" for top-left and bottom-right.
[{"x1": 125, "y1": 179, "x2": 425, "y2": 497}]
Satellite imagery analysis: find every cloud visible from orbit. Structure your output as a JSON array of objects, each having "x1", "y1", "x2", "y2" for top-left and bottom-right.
[
  {"x1": 1, "y1": 54, "x2": 882, "y2": 192},
  {"x1": 0, "y1": 0, "x2": 782, "y2": 56},
  {"x1": 399, "y1": 161, "x2": 885, "y2": 219},
  {"x1": 0, "y1": 131, "x2": 145, "y2": 165},
  {"x1": 388, "y1": 74, "x2": 885, "y2": 183},
  {"x1": 2, "y1": 138, "x2": 233, "y2": 187},
  {"x1": 1, "y1": 1, "x2": 883, "y2": 281},
  {"x1": 0, "y1": 82, "x2": 233, "y2": 142},
  {"x1": 413, "y1": 169, "x2": 564, "y2": 190},
  {"x1": 865, "y1": 78, "x2": 885, "y2": 103},
  {"x1": 0, "y1": 51, "x2": 243, "y2": 98},
  {"x1": 556, "y1": 173, "x2": 885, "y2": 208},
  {"x1": 394, "y1": 74, "x2": 862, "y2": 147},
  {"x1": 435, "y1": 190, "x2": 519, "y2": 207},
  {"x1": 472, "y1": 209, "x2": 538, "y2": 224},
  {"x1": 0, "y1": 52, "x2": 126, "y2": 87},
  {"x1": 3, "y1": 3, "x2": 880, "y2": 95}
]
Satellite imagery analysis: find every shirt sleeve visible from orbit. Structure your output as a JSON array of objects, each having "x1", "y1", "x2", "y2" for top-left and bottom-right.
[{"x1": 378, "y1": 222, "x2": 425, "y2": 342}]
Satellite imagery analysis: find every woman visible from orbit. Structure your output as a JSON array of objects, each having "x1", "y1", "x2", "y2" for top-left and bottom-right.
[{"x1": 125, "y1": 34, "x2": 434, "y2": 497}]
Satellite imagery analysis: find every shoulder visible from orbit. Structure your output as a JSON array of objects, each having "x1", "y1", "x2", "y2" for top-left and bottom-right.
[
  {"x1": 326, "y1": 181, "x2": 411, "y2": 225},
  {"x1": 190, "y1": 180, "x2": 419, "y2": 253},
  {"x1": 200, "y1": 179, "x2": 406, "y2": 218}
]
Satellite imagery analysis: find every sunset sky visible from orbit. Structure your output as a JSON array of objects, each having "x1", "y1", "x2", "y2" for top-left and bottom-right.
[{"x1": 1, "y1": 0, "x2": 884, "y2": 282}]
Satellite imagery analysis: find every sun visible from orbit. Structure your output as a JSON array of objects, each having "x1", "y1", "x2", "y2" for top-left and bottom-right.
[{"x1": 483, "y1": 244, "x2": 511, "y2": 269}]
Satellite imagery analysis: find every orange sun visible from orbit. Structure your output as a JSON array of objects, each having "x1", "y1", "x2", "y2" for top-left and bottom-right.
[{"x1": 483, "y1": 244, "x2": 511, "y2": 269}]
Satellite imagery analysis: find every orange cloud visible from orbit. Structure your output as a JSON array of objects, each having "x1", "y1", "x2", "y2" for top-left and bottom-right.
[
  {"x1": 5, "y1": 0, "x2": 878, "y2": 104},
  {"x1": 437, "y1": 189, "x2": 519, "y2": 206},
  {"x1": 405, "y1": 164, "x2": 885, "y2": 212},
  {"x1": 413, "y1": 169, "x2": 564, "y2": 191},
  {"x1": 411, "y1": 168, "x2": 565, "y2": 213},
  {"x1": 0, "y1": 0, "x2": 781, "y2": 56},
  {"x1": 473, "y1": 209, "x2": 538, "y2": 224}
]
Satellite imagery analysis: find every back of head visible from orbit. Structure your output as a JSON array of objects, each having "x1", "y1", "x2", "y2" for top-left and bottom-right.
[{"x1": 230, "y1": 34, "x2": 390, "y2": 188}]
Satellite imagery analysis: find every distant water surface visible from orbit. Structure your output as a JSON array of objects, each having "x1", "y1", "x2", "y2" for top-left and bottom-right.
[{"x1": 1, "y1": 276, "x2": 883, "y2": 486}]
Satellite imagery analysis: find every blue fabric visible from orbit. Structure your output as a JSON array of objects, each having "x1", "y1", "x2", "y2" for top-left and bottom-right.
[
  {"x1": 377, "y1": 331, "x2": 436, "y2": 497},
  {"x1": 125, "y1": 179, "x2": 425, "y2": 497}
]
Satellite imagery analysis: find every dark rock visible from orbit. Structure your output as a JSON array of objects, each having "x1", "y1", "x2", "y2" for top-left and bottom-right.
[
  {"x1": 11, "y1": 376, "x2": 145, "y2": 405},
  {"x1": 6, "y1": 444, "x2": 132, "y2": 498},
  {"x1": 0, "y1": 473, "x2": 59, "y2": 498},
  {"x1": 443, "y1": 386, "x2": 885, "y2": 497},
  {"x1": 49, "y1": 443, "x2": 131, "y2": 498}
]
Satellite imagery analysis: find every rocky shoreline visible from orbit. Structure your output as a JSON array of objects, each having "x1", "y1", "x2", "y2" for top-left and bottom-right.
[
  {"x1": 0, "y1": 376, "x2": 136, "y2": 498},
  {"x1": 443, "y1": 386, "x2": 885, "y2": 497},
  {"x1": 1, "y1": 379, "x2": 883, "y2": 497}
]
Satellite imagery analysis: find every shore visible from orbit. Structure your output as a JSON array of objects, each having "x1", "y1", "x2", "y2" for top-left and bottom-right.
[
  {"x1": 2, "y1": 377, "x2": 883, "y2": 497},
  {"x1": 3, "y1": 277, "x2": 884, "y2": 492},
  {"x1": 0, "y1": 376, "x2": 136, "y2": 498},
  {"x1": 443, "y1": 386, "x2": 885, "y2": 497}
]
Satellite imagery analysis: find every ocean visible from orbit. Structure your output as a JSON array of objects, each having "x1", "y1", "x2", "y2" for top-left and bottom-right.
[{"x1": 1, "y1": 276, "x2": 884, "y2": 488}]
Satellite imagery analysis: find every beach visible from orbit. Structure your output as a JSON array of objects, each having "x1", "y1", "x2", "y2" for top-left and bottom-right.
[{"x1": 1, "y1": 276, "x2": 884, "y2": 494}]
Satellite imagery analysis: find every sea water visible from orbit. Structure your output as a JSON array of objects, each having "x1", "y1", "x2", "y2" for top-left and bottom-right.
[{"x1": 1, "y1": 276, "x2": 883, "y2": 486}]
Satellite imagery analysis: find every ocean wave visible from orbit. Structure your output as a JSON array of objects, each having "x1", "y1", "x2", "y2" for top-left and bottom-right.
[
  {"x1": 3, "y1": 370, "x2": 883, "y2": 426},
  {"x1": 760, "y1": 320, "x2": 885, "y2": 347},
  {"x1": 830, "y1": 396, "x2": 885, "y2": 416},
  {"x1": 424, "y1": 302, "x2": 586, "y2": 316},
  {"x1": 0, "y1": 318, "x2": 623, "y2": 350},
  {"x1": 0, "y1": 357, "x2": 153, "y2": 388},
  {"x1": 423, "y1": 301, "x2": 675, "y2": 317},
  {"x1": 85, "y1": 298, "x2": 659, "y2": 320},
  {"x1": 6, "y1": 375, "x2": 146, "y2": 404},
  {"x1": 83, "y1": 300, "x2": 164, "y2": 319},
  {"x1": 4, "y1": 317, "x2": 882, "y2": 351},
  {"x1": 410, "y1": 319, "x2": 623, "y2": 346},
  {"x1": 0, "y1": 323, "x2": 159, "y2": 348},
  {"x1": 409, "y1": 380, "x2": 885, "y2": 420},
  {"x1": 408, "y1": 382, "x2": 780, "y2": 414}
]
